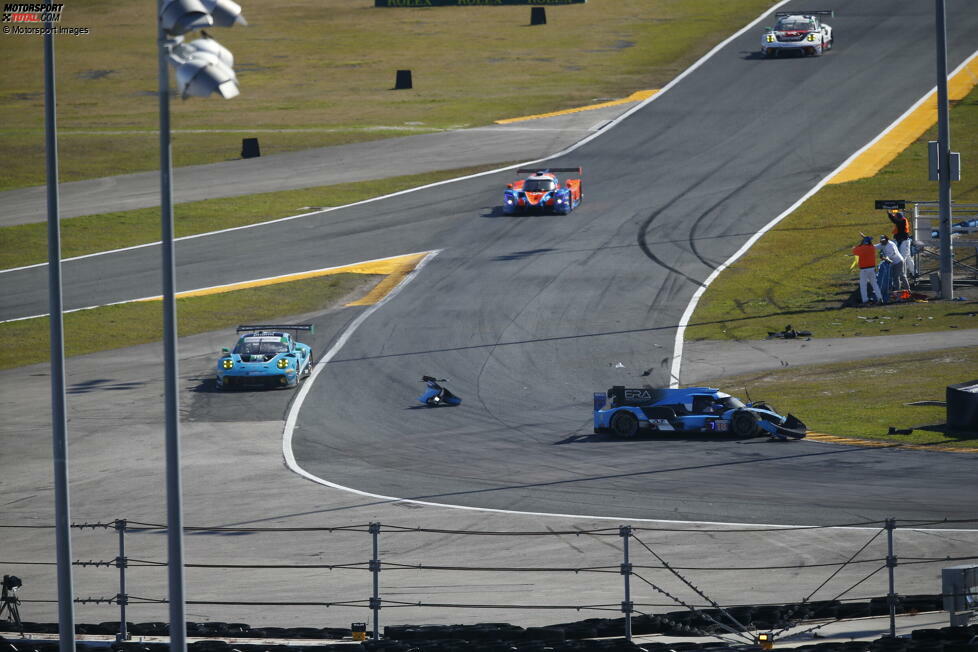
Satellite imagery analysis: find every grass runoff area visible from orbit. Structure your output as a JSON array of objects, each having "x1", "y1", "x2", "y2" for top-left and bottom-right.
[
  {"x1": 708, "y1": 347, "x2": 978, "y2": 448},
  {"x1": 0, "y1": 0, "x2": 775, "y2": 191},
  {"x1": 0, "y1": 274, "x2": 377, "y2": 371},
  {"x1": 687, "y1": 86, "x2": 978, "y2": 448},
  {"x1": 0, "y1": 163, "x2": 513, "y2": 269}
]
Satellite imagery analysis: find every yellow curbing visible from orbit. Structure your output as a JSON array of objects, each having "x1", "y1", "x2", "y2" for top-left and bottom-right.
[
  {"x1": 805, "y1": 432, "x2": 978, "y2": 453},
  {"x1": 345, "y1": 252, "x2": 428, "y2": 306},
  {"x1": 828, "y1": 55, "x2": 978, "y2": 184},
  {"x1": 135, "y1": 252, "x2": 431, "y2": 305},
  {"x1": 494, "y1": 90, "x2": 658, "y2": 124}
]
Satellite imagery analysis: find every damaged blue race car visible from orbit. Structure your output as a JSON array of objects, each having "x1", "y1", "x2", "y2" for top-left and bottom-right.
[
  {"x1": 216, "y1": 324, "x2": 314, "y2": 390},
  {"x1": 593, "y1": 386, "x2": 807, "y2": 440}
]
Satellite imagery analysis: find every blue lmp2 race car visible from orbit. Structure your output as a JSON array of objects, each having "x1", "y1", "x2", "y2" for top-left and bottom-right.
[
  {"x1": 216, "y1": 325, "x2": 314, "y2": 390},
  {"x1": 593, "y1": 386, "x2": 807, "y2": 440}
]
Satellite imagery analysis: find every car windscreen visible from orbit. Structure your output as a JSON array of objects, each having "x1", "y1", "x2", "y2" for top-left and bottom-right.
[
  {"x1": 234, "y1": 339, "x2": 289, "y2": 356},
  {"x1": 523, "y1": 178, "x2": 556, "y2": 192},
  {"x1": 775, "y1": 18, "x2": 814, "y2": 31},
  {"x1": 719, "y1": 396, "x2": 746, "y2": 410}
]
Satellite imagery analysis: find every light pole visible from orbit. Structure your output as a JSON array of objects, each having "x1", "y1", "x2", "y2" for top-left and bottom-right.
[
  {"x1": 934, "y1": 0, "x2": 953, "y2": 300},
  {"x1": 43, "y1": 18, "x2": 75, "y2": 652},
  {"x1": 156, "y1": 2, "x2": 245, "y2": 650}
]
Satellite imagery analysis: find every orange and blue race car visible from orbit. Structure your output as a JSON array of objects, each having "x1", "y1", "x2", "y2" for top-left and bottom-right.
[{"x1": 503, "y1": 167, "x2": 582, "y2": 215}]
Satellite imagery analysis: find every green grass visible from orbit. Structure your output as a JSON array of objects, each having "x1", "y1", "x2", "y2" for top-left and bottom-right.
[
  {"x1": 0, "y1": 273, "x2": 378, "y2": 370},
  {"x1": 0, "y1": 162, "x2": 513, "y2": 269},
  {"x1": 698, "y1": 346, "x2": 978, "y2": 448},
  {"x1": 0, "y1": 0, "x2": 776, "y2": 191},
  {"x1": 685, "y1": 87, "x2": 978, "y2": 342}
]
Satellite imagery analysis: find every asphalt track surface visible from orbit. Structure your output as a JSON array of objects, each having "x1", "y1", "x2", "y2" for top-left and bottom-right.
[
  {"x1": 4, "y1": 0, "x2": 978, "y2": 528},
  {"x1": 290, "y1": 1, "x2": 978, "y2": 526}
]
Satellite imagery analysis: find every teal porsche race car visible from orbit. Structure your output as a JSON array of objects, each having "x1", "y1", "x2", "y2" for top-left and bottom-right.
[{"x1": 216, "y1": 324, "x2": 314, "y2": 390}]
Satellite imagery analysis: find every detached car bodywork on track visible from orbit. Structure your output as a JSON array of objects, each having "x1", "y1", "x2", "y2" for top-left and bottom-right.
[
  {"x1": 216, "y1": 324, "x2": 314, "y2": 390},
  {"x1": 503, "y1": 167, "x2": 582, "y2": 215},
  {"x1": 761, "y1": 10, "x2": 834, "y2": 58},
  {"x1": 593, "y1": 386, "x2": 807, "y2": 440}
]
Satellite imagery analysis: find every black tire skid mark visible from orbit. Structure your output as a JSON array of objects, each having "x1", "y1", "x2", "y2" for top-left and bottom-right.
[{"x1": 685, "y1": 152, "x2": 803, "y2": 271}]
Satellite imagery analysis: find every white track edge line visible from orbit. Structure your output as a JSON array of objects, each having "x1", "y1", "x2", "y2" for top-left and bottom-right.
[{"x1": 669, "y1": 48, "x2": 978, "y2": 389}]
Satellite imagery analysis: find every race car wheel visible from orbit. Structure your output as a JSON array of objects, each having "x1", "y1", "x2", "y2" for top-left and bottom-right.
[
  {"x1": 610, "y1": 411, "x2": 639, "y2": 438},
  {"x1": 731, "y1": 410, "x2": 759, "y2": 437}
]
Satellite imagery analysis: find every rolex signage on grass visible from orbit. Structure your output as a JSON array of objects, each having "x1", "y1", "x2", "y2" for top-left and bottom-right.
[{"x1": 376, "y1": 0, "x2": 585, "y2": 6}]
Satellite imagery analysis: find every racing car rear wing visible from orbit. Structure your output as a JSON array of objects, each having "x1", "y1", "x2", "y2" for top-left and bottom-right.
[
  {"x1": 236, "y1": 324, "x2": 315, "y2": 333},
  {"x1": 516, "y1": 167, "x2": 582, "y2": 175},
  {"x1": 774, "y1": 10, "x2": 834, "y2": 17}
]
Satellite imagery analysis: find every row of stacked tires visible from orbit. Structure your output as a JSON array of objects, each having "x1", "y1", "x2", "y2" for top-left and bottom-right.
[
  {"x1": 0, "y1": 595, "x2": 947, "y2": 641},
  {"x1": 0, "y1": 622, "x2": 349, "y2": 639},
  {"x1": 2, "y1": 624, "x2": 976, "y2": 652},
  {"x1": 0, "y1": 638, "x2": 645, "y2": 652},
  {"x1": 0, "y1": 623, "x2": 978, "y2": 652},
  {"x1": 380, "y1": 596, "x2": 946, "y2": 641}
]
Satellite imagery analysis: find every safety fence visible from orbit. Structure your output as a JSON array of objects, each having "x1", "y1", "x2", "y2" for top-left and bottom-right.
[
  {"x1": 1, "y1": 517, "x2": 976, "y2": 645},
  {"x1": 911, "y1": 201, "x2": 978, "y2": 282}
]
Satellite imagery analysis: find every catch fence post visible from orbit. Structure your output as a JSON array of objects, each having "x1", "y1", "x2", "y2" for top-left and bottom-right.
[
  {"x1": 369, "y1": 522, "x2": 381, "y2": 640},
  {"x1": 885, "y1": 518, "x2": 897, "y2": 638},
  {"x1": 114, "y1": 519, "x2": 129, "y2": 642},
  {"x1": 912, "y1": 203, "x2": 921, "y2": 279},
  {"x1": 619, "y1": 525, "x2": 633, "y2": 642}
]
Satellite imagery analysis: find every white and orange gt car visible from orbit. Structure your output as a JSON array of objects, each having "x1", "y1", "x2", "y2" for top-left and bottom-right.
[{"x1": 761, "y1": 10, "x2": 834, "y2": 58}]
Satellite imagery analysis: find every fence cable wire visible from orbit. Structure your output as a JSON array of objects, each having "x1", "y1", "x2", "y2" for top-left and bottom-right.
[
  {"x1": 631, "y1": 532, "x2": 755, "y2": 642},
  {"x1": 770, "y1": 526, "x2": 885, "y2": 638},
  {"x1": 804, "y1": 526, "x2": 884, "y2": 604},
  {"x1": 629, "y1": 606, "x2": 751, "y2": 648},
  {"x1": 775, "y1": 565, "x2": 888, "y2": 642},
  {"x1": 3, "y1": 517, "x2": 977, "y2": 533},
  {"x1": 629, "y1": 571, "x2": 755, "y2": 645},
  {"x1": 6, "y1": 555, "x2": 977, "y2": 571}
]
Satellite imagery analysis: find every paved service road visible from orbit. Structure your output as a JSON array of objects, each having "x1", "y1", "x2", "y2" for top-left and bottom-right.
[
  {"x1": 4, "y1": 0, "x2": 977, "y2": 529},
  {"x1": 0, "y1": 108, "x2": 626, "y2": 226}
]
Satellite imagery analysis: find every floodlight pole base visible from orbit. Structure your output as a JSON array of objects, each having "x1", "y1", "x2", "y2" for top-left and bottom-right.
[{"x1": 948, "y1": 610, "x2": 973, "y2": 627}]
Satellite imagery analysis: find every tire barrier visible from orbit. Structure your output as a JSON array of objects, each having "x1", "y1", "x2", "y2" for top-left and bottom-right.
[
  {"x1": 384, "y1": 623, "x2": 530, "y2": 642},
  {"x1": 0, "y1": 622, "x2": 350, "y2": 641},
  {"x1": 0, "y1": 602, "x2": 967, "y2": 642},
  {"x1": 2, "y1": 630, "x2": 978, "y2": 652}
]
